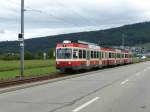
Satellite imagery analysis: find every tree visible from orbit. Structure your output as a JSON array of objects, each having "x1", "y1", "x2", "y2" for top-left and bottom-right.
[
  {"x1": 48, "y1": 48, "x2": 55, "y2": 59},
  {"x1": 24, "y1": 51, "x2": 35, "y2": 60}
]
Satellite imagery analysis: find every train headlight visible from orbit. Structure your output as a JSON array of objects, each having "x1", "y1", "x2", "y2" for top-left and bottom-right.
[
  {"x1": 57, "y1": 61, "x2": 60, "y2": 64},
  {"x1": 68, "y1": 61, "x2": 71, "y2": 64}
]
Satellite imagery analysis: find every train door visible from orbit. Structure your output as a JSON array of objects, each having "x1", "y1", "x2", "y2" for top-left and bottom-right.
[{"x1": 86, "y1": 50, "x2": 90, "y2": 67}]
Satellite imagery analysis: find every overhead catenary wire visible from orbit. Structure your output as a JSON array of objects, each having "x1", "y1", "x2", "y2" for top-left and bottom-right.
[
  {"x1": 54, "y1": 0, "x2": 97, "y2": 26},
  {"x1": 7, "y1": 0, "x2": 100, "y2": 28},
  {"x1": 25, "y1": 0, "x2": 99, "y2": 27},
  {"x1": 7, "y1": 0, "x2": 78, "y2": 27},
  {"x1": 25, "y1": 6, "x2": 82, "y2": 27}
]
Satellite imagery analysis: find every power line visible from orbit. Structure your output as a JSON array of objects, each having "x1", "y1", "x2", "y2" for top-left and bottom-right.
[
  {"x1": 8, "y1": 0, "x2": 100, "y2": 28},
  {"x1": 54, "y1": 0, "x2": 97, "y2": 26},
  {"x1": 25, "y1": 6, "x2": 82, "y2": 27}
]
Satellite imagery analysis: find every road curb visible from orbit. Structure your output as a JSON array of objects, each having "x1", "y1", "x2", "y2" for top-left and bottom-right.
[{"x1": 0, "y1": 71, "x2": 93, "y2": 94}]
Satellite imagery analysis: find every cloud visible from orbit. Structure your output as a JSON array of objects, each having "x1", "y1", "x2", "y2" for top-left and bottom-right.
[{"x1": 0, "y1": 0, "x2": 150, "y2": 41}]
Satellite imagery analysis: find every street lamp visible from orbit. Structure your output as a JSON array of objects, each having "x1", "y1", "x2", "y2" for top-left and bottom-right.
[{"x1": 18, "y1": 0, "x2": 24, "y2": 77}]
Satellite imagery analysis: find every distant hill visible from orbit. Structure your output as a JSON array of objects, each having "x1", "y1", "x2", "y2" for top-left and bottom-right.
[
  {"x1": 136, "y1": 43, "x2": 150, "y2": 49},
  {"x1": 1, "y1": 21, "x2": 150, "y2": 53}
]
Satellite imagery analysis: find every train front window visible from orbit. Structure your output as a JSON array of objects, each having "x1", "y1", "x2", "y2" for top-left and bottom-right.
[{"x1": 57, "y1": 48, "x2": 72, "y2": 59}]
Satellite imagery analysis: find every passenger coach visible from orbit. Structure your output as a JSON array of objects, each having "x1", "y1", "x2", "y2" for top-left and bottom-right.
[{"x1": 56, "y1": 40, "x2": 133, "y2": 72}]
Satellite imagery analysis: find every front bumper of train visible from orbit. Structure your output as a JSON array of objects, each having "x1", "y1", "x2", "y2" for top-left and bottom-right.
[{"x1": 56, "y1": 61, "x2": 87, "y2": 71}]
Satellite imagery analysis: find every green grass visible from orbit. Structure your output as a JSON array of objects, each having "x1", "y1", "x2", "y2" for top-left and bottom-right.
[{"x1": 0, "y1": 60, "x2": 56, "y2": 80}]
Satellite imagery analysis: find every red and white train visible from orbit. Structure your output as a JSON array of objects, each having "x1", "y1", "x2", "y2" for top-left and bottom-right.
[{"x1": 56, "y1": 40, "x2": 133, "y2": 72}]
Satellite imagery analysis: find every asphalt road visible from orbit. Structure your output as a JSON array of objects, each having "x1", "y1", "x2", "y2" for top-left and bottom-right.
[{"x1": 0, "y1": 61, "x2": 150, "y2": 112}]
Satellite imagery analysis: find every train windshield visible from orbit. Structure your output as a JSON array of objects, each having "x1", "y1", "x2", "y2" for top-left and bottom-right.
[{"x1": 57, "y1": 48, "x2": 72, "y2": 59}]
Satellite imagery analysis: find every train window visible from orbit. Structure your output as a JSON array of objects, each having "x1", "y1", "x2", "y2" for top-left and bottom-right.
[
  {"x1": 99, "y1": 52, "x2": 101, "y2": 59},
  {"x1": 87, "y1": 50, "x2": 90, "y2": 60},
  {"x1": 100, "y1": 52, "x2": 103, "y2": 58},
  {"x1": 125, "y1": 54, "x2": 128, "y2": 58},
  {"x1": 107, "y1": 52, "x2": 109, "y2": 58},
  {"x1": 103, "y1": 52, "x2": 105, "y2": 58},
  {"x1": 118, "y1": 54, "x2": 121, "y2": 58},
  {"x1": 95, "y1": 51, "x2": 97, "y2": 58},
  {"x1": 120, "y1": 54, "x2": 122, "y2": 58},
  {"x1": 105, "y1": 52, "x2": 107, "y2": 58},
  {"x1": 73, "y1": 49, "x2": 78, "y2": 59},
  {"x1": 113, "y1": 53, "x2": 115, "y2": 58},
  {"x1": 116, "y1": 53, "x2": 118, "y2": 58},
  {"x1": 91, "y1": 51, "x2": 94, "y2": 58},
  {"x1": 121, "y1": 54, "x2": 124, "y2": 58},
  {"x1": 112, "y1": 53, "x2": 114, "y2": 58},
  {"x1": 83, "y1": 50, "x2": 86, "y2": 59},
  {"x1": 97, "y1": 51, "x2": 99, "y2": 58},
  {"x1": 117, "y1": 53, "x2": 120, "y2": 58},
  {"x1": 115, "y1": 53, "x2": 117, "y2": 58},
  {"x1": 94, "y1": 51, "x2": 96, "y2": 58},
  {"x1": 79, "y1": 50, "x2": 82, "y2": 59},
  {"x1": 100, "y1": 52, "x2": 102, "y2": 58},
  {"x1": 109, "y1": 52, "x2": 111, "y2": 58}
]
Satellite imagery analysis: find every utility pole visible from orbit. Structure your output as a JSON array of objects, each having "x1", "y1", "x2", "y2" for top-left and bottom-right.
[{"x1": 18, "y1": 0, "x2": 25, "y2": 78}]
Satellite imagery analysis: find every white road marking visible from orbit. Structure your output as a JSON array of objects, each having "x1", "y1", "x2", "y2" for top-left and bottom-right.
[
  {"x1": 121, "y1": 79, "x2": 129, "y2": 85},
  {"x1": 136, "y1": 72, "x2": 141, "y2": 76},
  {"x1": 72, "y1": 97, "x2": 100, "y2": 112},
  {"x1": 143, "y1": 69, "x2": 147, "y2": 72}
]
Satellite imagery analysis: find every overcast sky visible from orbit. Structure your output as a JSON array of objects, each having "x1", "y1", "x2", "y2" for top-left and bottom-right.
[{"x1": 0, "y1": 0, "x2": 150, "y2": 41}]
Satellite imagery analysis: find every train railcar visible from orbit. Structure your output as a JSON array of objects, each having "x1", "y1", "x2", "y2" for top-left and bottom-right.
[
  {"x1": 56, "y1": 40, "x2": 133, "y2": 72},
  {"x1": 56, "y1": 40, "x2": 89, "y2": 71}
]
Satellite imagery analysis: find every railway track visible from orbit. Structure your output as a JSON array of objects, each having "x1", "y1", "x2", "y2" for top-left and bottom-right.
[
  {"x1": 0, "y1": 72, "x2": 71, "y2": 88},
  {"x1": 0, "y1": 61, "x2": 141, "y2": 88}
]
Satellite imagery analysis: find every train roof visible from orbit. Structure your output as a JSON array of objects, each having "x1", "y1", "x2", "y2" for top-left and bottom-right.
[
  {"x1": 56, "y1": 43, "x2": 88, "y2": 48},
  {"x1": 56, "y1": 40, "x2": 132, "y2": 54},
  {"x1": 100, "y1": 47, "x2": 116, "y2": 52},
  {"x1": 56, "y1": 40, "x2": 100, "y2": 49}
]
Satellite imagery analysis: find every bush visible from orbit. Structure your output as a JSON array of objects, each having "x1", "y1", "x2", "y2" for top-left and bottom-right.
[
  {"x1": 24, "y1": 51, "x2": 35, "y2": 60},
  {"x1": 0, "y1": 49, "x2": 56, "y2": 60},
  {"x1": 0, "y1": 53, "x2": 19, "y2": 60}
]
